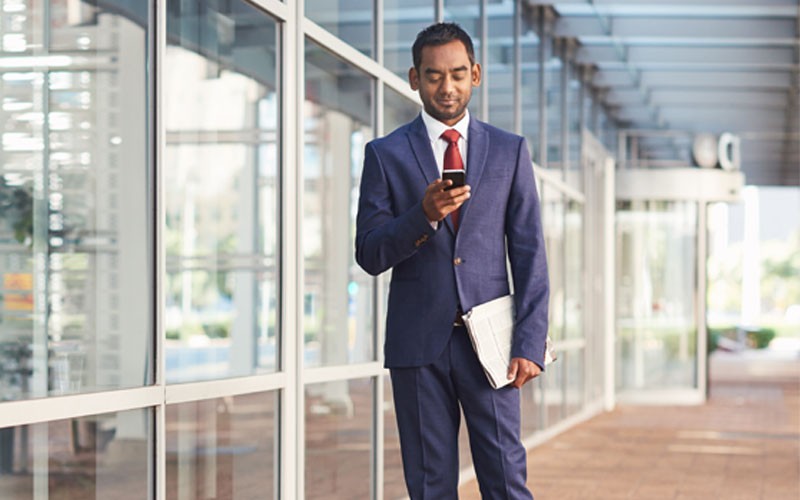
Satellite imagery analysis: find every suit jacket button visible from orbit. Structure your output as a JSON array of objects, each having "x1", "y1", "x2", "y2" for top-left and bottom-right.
[{"x1": 453, "y1": 257, "x2": 462, "y2": 266}]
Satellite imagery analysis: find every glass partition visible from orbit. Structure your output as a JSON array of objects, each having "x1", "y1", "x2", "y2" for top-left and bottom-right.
[
  {"x1": 0, "y1": 0, "x2": 151, "y2": 400},
  {"x1": 163, "y1": 0, "x2": 280, "y2": 383}
]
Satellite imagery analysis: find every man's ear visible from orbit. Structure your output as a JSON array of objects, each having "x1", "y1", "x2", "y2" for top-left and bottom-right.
[
  {"x1": 408, "y1": 67, "x2": 419, "y2": 91},
  {"x1": 471, "y1": 63, "x2": 482, "y2": 87}
]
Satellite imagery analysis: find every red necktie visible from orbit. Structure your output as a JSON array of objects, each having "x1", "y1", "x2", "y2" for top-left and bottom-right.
[{"x1": 441, "y1": 129, "x2": 463, "y2": 231}]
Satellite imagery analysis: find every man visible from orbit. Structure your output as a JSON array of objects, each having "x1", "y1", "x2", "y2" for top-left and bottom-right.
[{"x1": 355, "y1": 23, "x2": 549, "y2": 499}]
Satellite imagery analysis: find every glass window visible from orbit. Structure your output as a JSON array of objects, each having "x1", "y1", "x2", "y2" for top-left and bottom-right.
[
  {"x1": 521, "y1": 377, "x2": 544, "y2": 436},
  {"x1": 566, "y1": 59, "x2": 583, "y2": 190},
  {"x1": 0, "y1": 1, "x2": 151, "y2": 401},
  {"x1": 166, "y1": 392, "x2": 277, "y2": 500},
  {"x1": 487, "y1": 0, "x2": 515, "y2": 132},
  {"x1": 303, "y1": 40, "x2": 374, "y2": 368},
  {"x1": 521, "y1": 27, "x2": 541, "y2": 162},
  {"x1": 383, "y1": 85, "x2": 419, "y2": 135},
  {"x1": 564, "y1": 348, "x2": 584, "y2": 417},
  {"x1": 0, "y1": 409, "x2": 150, "y2": 497},
  {"x1": 384, "y1": 0, "x2": 435, "y2": 78},
  {"x1": 565, "y1": 200, "x2": 583, "y2": 339},
  {"x1": 305, "y1": 378, "x2": 374, "y2": 499},
  {"x1": 164, "y1": 0, "x2": 280, "y2": 383},
  {"x1": 546, "y1": 48, "x2": 562, "y2": 170},
  {"x1": 544, "y1": 352, "x2": 564, "y2": 426},
  {"x1": 616, "y1": 201, "x2": 698, "y2": 391},
  {"x1": 543, "y1": 189, "x2": 565, "y2": 342},
  {"x1": 306, "y1": 0, "x2": 374, "y2": 58},
  {"x1": 443, "y1": 0, "x2": 483, "y2": 119}
]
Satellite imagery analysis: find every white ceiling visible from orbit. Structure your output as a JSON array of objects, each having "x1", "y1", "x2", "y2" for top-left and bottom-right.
[{"x1": 532, "y1": 0, "x2": 800, "y2": 186}]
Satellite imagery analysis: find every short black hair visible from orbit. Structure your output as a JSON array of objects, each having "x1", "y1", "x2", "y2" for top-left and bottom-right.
[{"x1": 412, "y1": 23, "x2": 476, "y2": 70}]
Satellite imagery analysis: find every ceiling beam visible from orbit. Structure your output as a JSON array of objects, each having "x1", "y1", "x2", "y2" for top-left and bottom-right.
[
  {"x1": 577, "y1": 46, "x2": 797, "y2": 66},
  {"x1": 555, "y1": 17, "x2": 796, "y2": 40}
]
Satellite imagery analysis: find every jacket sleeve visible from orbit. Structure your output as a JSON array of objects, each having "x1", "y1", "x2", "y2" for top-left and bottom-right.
[
  {"x1": 355, "y1": 141, "x2": 438, "y2": 276},
  {"x1": 506, "y1": 138, "x2": 550, "y2": 370}
]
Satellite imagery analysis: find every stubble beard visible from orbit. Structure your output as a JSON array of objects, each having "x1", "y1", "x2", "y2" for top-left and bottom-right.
[{"x1": 426, "y1": 94, "x2": 471, "y2": 124}]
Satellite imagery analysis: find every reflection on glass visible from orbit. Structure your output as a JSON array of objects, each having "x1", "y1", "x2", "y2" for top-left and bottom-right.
[
  {"x1": 166, "y1": 392, "x2": 277, "y2": 500},
  {"x1": 444, "y1": 0, "x2": 482, "y2": 118},
  {"x1": 0, "y1": 1, "x2": 151, "y2": 400},
  {"x1": 565, "y1": 200, "x2": 583, "y2": 339},
  {"x1": 383, "y1": 377, "x2": 406, "y2": 500},
  {"x1": 616, "y1": 201, "x2": 698, "y2": 391},
  {"x1": 306, "y1": 0, "x2": 373, "y2": 58},
  {"x1": 384, "y1": 0, "x2": 435, "y2": 78},
  {"x1": 487, "y1": 0, "x2": 515, "y2": 132},
  {"x1": 304, "y1": 40, "x2": 374, "y2": 367},
  {"x1": 383, "y1": 85, "x2": 419, "y2": 135},
  {"x1": 164, "y1": 1, "x2": 280, "y2": 382},
  {"x1": 306, "y1": 378, "x2": 373, "y2": 499},
  {"x1": 0, "y1": 409, "x2": 150, "y2": 498}
]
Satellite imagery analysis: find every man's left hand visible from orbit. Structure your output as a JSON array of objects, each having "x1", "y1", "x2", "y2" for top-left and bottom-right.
[{"x1": 507, "y1": 357, "x2": 541, "y2": 388}]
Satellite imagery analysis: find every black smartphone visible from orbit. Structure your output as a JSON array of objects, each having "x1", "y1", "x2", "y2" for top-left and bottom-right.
[{"x1": 442, "y1": 169, "x2": 466, "y2": 191}]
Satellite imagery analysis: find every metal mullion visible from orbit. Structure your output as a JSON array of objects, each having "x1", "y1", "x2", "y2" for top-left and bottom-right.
[
  {"x1": 247, "y1": 0, "x2": 291, "y2": 20},
  {"x1": 513, "y1": 0, "x2": 521, "y2": 135},
  {"x1": 165, "y1": 373, "x2": 288, "y2": 405},
  {"x1": 480, "y1": 0, "x2": 488, "y2": 121},
  {"x1": 278, "y1": 1, "x2": 301, "y2": 498},
  {"x1": 376, "y1": 0, "x2": 384, "y2": 67},
  {"x1": 292, "y1": 1, "x2": 306, "y2": 498},
  {"x1": 0, "y1": 386, "x2": 164, "y2": 429},
  {"x1": 303, "y1": 362, "x2": 385, "y2": 385},
  {"x1": 374, "y1": 32, "x2": 385, "y2": 496},
  {"x1": 153, "y1": 0, "x2": 167, "y2": 497},
  {"x1": 696, "y1": 204, "x2": 708, "y2": 401},
  {"x1": 533, "y1": 165, "x2": 586, "y2": 203},
  {"x1": 304, "y1": 19, "x2": 413, "y2": 103}
]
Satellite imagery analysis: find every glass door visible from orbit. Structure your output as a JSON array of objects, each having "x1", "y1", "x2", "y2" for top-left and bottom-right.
[{"x1": 615, "y1": 200, "x2": 703, "y2": 403}]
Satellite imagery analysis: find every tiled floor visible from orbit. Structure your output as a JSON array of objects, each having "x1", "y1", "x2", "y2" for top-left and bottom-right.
[{"x1": 459, "y1": 351, "x2": 800, "y2": 500}]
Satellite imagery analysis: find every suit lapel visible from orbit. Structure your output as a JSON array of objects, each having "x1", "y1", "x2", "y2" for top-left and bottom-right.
[
  {"x1": 406, "y1": 116, "x2": 439, "y2": 187},
  {"x1": 460, "y1": 118, "x2": 489, "y2": 229}
]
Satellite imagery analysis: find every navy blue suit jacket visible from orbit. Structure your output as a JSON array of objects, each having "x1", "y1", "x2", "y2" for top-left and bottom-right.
[{"x1": 356, "y1": 115, "x2": 549, "y2": 369}]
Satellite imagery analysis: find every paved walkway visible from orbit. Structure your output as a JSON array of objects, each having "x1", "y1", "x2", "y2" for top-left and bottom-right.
[{"x1": 459, "y1": 350, "x2": 800, "y2": 499}]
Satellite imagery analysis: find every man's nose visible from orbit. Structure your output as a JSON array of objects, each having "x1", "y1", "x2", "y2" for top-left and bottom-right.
[{"x1": 439, "y1": 76, "x2": 455, "y2": 93}]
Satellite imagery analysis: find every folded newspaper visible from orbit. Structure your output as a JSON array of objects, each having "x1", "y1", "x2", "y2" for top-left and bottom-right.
[{"x1": 462, "y1": 294, "x2": 556, "y2": 389}]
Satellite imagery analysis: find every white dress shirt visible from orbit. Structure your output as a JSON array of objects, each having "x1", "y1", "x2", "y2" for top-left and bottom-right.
[{"x1": 421, "y1": 108, "x2": 470, "y2": 175}]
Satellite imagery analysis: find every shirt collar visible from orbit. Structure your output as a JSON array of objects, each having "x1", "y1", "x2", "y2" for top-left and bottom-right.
[{"x1": 421, "y1": 108, "x2": 470, "y2": 144}]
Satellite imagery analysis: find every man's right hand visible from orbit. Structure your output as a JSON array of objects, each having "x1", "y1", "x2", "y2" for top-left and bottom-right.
[{"x1": 422, "y1": 179, "x2": 471, "y2": 222}]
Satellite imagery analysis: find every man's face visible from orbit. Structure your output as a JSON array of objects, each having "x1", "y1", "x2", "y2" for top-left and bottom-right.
[{"x1": 409, "y1": 40, "x2": 482, "y2": 126}]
